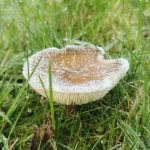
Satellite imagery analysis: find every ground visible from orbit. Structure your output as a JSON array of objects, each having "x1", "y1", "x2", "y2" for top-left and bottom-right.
[{"x1": 0, "y1": 0, "x2": 150, "y2": 149}]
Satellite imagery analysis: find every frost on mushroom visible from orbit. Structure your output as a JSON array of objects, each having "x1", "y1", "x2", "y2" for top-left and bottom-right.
[{"x1": 23, "y1": 45, "x2": 129, "y2": 105}]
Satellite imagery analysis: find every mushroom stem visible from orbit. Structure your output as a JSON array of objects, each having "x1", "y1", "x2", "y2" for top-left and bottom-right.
[{"x1": 65, "y1": 104, "x2": 76, "y2": 116}]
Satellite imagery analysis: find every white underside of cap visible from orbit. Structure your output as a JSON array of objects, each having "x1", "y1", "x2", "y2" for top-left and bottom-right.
[{"x1": 23, "y1": 45, "x2": 129, "y2": 105}]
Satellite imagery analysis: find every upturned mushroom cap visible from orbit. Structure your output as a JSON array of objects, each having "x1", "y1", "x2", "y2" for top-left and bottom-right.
[{"x1": 23, "y1": 45, "x2": 129, "y2": 105}]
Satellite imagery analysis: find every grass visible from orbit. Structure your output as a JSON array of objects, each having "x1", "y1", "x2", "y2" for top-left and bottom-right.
[{"x1": 0, "y1": 0, "x2": 150, "y2": 149}]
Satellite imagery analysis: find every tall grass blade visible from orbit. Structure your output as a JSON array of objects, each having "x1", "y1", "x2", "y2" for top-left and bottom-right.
[{"x1": 48, "y1": 62, "x2": 55, "y2": 130}]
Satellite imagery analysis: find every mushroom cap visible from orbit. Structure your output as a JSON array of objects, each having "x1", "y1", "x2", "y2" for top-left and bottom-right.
[{"x1": 23, "y1": 45, "x2": 129, "y2": 105}]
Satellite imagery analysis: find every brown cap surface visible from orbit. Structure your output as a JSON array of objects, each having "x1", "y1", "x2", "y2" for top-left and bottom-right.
[{"x1": 23, "y1": 45, "x2": 129, "y2": 105}]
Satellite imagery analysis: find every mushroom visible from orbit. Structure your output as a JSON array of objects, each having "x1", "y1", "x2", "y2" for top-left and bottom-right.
[{"x1": 23, "y1": 45, "x2": 129, "y2": 109}]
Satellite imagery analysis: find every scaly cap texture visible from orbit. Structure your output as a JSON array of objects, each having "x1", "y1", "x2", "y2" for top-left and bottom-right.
[{"x1": 23, "y1": 45, "x2": 129, "y2": 105}]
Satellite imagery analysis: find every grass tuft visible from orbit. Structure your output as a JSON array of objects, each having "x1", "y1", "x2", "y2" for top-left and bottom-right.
[{"x1": 0, "y1": 0, "x2": 149, "y2": 149}]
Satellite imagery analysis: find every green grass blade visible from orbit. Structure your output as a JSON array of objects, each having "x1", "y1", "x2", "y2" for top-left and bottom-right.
[
  {"x1": 38, "y1": 76, "x2": 49, "y2": 100},
  {"x1": 5, "y1": 57, "x2": 42, "y2": 122},
  {"x1": 48, "y1": 62, "x2": 55, "y2": 130}
]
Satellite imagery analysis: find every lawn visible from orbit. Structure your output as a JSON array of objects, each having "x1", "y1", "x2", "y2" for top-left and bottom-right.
[{"x1": 0, "y1": 0, "x2": 150, "y2": 149}]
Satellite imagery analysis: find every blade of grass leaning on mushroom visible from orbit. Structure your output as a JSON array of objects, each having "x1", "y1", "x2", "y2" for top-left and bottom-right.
[{"x1": 23, "y1": 44, "x2": 129, "y2": 113}]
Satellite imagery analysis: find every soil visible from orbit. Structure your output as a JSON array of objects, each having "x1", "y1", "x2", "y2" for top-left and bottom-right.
[{"x1": 31, "y1": 114, "x2": 55, "y2": 150}]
